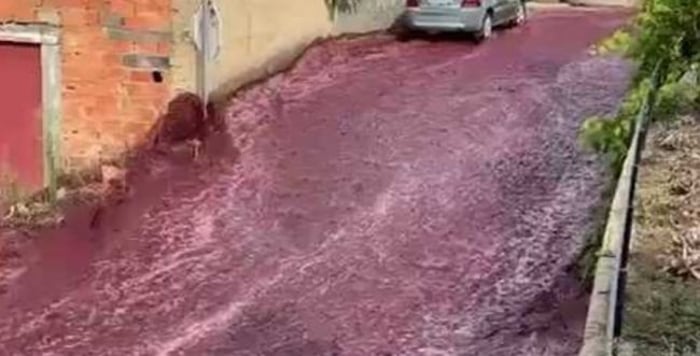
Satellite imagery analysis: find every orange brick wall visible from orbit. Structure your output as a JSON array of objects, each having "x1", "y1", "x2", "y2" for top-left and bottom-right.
[{"x1": 0, "y1": 0, "x2": 173, "y2": 170}]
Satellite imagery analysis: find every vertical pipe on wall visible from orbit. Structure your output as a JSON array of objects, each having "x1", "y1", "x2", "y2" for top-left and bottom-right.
[{"x1": 196, "y1": 0, "x2": 210, "y2": 110}]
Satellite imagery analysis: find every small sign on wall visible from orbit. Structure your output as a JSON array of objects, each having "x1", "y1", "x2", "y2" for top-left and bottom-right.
[{"x1": 193, "y1": 0, "x2": 221, "y2": 61}]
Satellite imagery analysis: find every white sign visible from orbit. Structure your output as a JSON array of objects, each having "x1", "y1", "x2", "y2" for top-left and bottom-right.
[{"x1": 193, "y1": 0, "x2": 221, "y2": 61}]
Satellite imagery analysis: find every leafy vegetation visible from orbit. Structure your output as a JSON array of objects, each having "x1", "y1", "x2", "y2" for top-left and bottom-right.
[
  {"x1": 595, "y1": 29, "x2": 635, "y2": 56},
  {"x1": 577, "y1": 0, "x2": 700, "y2": 291},
  {"x1": 578, "y1": 0, "x2": 700, "y2": 353},
  {"x1": 581, "y1": 0, "x2": 700, "y2": 172},
  {"x1": 631, "y1": 0, "x2": 700, "y2": 80}
]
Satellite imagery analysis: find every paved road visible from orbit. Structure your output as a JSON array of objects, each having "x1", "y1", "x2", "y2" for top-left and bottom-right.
[{"x1": 0, "y1": 9, "x2": 631, "y2": 356}]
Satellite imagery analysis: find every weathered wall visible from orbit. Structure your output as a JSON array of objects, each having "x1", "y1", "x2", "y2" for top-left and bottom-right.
[
  {"x1": 171, "y1": 0, "x2": 404, "y2": 103},
  {"x1": 170, "y1": 0, "x2": 199, "y2": 95},
  {"x1": 0, "y1": 0, "x2": 173, "y2": 171},
  {"x1": 2, "y1": 0, "x2": 403, "y2": 178},
  {"x1": 332, "y1": 0, "x2": 404, "y2": 35},
  {"x1": 210, "y1": 0, "x2": 332, "y2": 101},
  {"x1": 171, "y1": 0, "x2": 331, "y2": 102}
]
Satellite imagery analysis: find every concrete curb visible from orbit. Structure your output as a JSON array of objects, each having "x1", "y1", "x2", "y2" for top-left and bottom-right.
[
  {"x1": 578, "y1": 63, "x2": 664, "y2": 356},
  {"x1": 578, "y1": 112, "x2": 639, "y2": 356},
  {"x1": 527, "y1": 0, "x2": 638, "y2": 7},
  {"x1": 525, "y1": 2, "x2": 631, "y2": 13},
  {"x1": 527, "y1": 3, "x2": 574, "y2": 12},
  {"x1": 567, "y1": 0, "x2": 639, "y2": 8}
]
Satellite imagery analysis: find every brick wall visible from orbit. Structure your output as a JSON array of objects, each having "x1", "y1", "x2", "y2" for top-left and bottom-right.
[
  {"x1": 1, "y1": 0, "x2": 406, "y2": 178},
  {"x1": 0, "y1": 0, "x2": 173, "y2": 171}
]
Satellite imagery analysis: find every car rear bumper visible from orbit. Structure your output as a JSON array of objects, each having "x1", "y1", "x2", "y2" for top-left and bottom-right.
[{"x1": 403, "y1": 7, "x2": 485, "y2": 32}]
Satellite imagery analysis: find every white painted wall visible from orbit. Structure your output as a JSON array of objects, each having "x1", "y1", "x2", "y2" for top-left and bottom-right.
[{"x1": 171, "y1": 0, "x2": 406, "y2": 102}]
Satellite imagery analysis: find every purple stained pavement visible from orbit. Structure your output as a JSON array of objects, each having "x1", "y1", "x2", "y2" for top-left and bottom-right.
[{"x1": 0, "y1": 8, "x2": 632, "y2": 356}]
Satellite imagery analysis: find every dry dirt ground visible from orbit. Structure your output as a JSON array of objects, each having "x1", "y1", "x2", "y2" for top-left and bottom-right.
[{"x1": 624, "y1": 112, "x2": 700, "y2": 356}]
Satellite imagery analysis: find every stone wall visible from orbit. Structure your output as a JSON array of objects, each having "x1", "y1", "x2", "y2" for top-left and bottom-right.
[{"x1": 0, "y1": 0, "x2": 174, "y2": 171}]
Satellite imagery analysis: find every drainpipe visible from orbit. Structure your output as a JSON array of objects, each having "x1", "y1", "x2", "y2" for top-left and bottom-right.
[{"x1": 196, "y1": 0, "x2": 210, "y2": 112}]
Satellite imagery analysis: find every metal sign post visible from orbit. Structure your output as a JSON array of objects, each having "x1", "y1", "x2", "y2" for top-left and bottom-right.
[{"x1": 193, "y1": 0, "x2": 221, "y2": 108}]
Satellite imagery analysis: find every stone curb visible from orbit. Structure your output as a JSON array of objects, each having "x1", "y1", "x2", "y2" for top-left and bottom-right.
[
  {"x1": 525, "y1": 2, "x2": 632, "y2": 13},
  {"x1": 578, "y1": 63, "x2": 664, "y2": 356},
  {"x1": 567, "y1": 0, "x2": 639, "y2": 8},
  {"x1": 578, "y1": 121, "x2": 639, "y2": 356}
]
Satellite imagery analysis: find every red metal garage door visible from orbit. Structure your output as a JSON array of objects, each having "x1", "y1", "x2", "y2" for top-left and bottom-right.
[{"x1": 0, "y1": 41, "x2": 43, "y2": 190}]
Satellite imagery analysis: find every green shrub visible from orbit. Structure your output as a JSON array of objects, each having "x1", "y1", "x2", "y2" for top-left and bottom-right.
[
  {"x1": 582, "y1": 0, "x2": 699, "y2": 170},
  {"x1": 581, "y1": 115, "x2": 632, "y2": 171},
  {"x1": 655, "y1": 79, "x2": 700, "y2": 121},
  {"x1": 597, "y1": 29, "x2": 635, "y2": 56},
  {"x1": 580, "y1": 79, "x2": 652, "y2": 172},
  {"x1": 632, "y1": 0, "x2": 700, "y2": 80}
]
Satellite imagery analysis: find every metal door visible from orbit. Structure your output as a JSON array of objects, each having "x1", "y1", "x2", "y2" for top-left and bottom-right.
[{"x1": 0, "y1": 41, "x2": 43, "y2": 190}]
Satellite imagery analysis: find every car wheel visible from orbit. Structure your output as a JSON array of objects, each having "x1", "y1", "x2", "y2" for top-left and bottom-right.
[
  {"x1": 476, "y1": 12, "x2": 493, "y2": 42},
  {"x1": 396, "y1": 29, "x2": 413, "y2": 42}
]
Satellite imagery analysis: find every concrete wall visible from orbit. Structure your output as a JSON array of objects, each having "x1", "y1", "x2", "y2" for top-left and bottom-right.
[
  {"x1": 332, "y1": 0, "x2": 404, "y2": 35},
  {"x1": 1, "y1": 0, "x2": 403, "y2": 180},
  {"x1": 210, "y1": 0, "x2": 332, "y2": 102},
  {"x1": 566, "y1": 0, "x2": 639, "y2": 6},
  {"x1": 171, "y1": 0, "x2": 404, "y2": 103},
  {"x1": 170, "y1": 0, "x2": 330, "y2": 102}
]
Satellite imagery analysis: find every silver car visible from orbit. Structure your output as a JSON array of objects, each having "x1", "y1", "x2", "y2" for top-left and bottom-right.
[{"x1": 403, "y1": 0, "x2": 527, "y2": 40}]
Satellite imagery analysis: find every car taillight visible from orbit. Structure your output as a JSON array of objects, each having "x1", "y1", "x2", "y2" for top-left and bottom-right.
[
  {"x1": 461, "y1": 0, "x2": 481, "y2": 6},
  {"x1": 406, "y1": 0, "x2": 419, "y2": 7}
]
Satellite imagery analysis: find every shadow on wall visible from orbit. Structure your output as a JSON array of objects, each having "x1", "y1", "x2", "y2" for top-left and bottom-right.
[
  {"x1": 175, "y1": 0, "x2": 405, "y2": 143},
  {"x1": 330, "y1": 0, "x2": 405, "y2": 34},
  {"x1": 204, "y1": 0, "x2": 404, "y2": 108}
]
